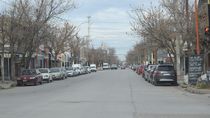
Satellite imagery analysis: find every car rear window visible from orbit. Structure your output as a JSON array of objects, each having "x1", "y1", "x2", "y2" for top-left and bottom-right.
[{"x1": 158, "y1": 66, "x2": 174, "y2": 71}]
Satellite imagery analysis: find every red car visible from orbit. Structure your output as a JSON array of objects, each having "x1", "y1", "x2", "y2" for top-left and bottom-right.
[
  {"x1": 17, "y1": 69, "x2": 43, "y2": 86},
  {"x1": 136, "y1": 65, "x2": 145, "y2": 75}
]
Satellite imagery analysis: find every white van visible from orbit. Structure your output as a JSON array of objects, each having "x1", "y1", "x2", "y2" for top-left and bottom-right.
[
  {"x1": 90, "y1": 64, "x2": 97, "y2": 72},
  {"x1": 103, "y1": 63, "x2": 109, "y2": 70}
]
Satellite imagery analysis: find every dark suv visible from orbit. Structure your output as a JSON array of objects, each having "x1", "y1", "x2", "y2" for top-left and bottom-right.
[{"x1": 151, "y1": 64, "x2": 177, "y2": 86}]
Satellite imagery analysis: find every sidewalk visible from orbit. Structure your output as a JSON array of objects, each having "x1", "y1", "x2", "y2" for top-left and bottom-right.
[
  {"x1": 178, "y1": 74, "x2": 210, "y2": 94},
  {"x1": 179, "y1": 83, "x2": 210, "y2": 94},
  {"x1": 0, "y1": 81, "x2": 17, "y2": 89}
]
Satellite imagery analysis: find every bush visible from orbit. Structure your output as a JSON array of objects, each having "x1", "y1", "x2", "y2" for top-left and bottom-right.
[{"x1": 196, "y1": 80, "x2": 210, "y2": 89}]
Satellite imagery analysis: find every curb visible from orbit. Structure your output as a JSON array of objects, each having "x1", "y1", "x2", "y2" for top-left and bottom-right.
[
  {"x1": 185, "y1": 87, "x2": 210, "y2": 94},
  {"x1": 179, "y1": 84, "x2": 210, "y2": 94},
  {"x1": 0, "y1": 81, "x2": 17, "y2": 90}
]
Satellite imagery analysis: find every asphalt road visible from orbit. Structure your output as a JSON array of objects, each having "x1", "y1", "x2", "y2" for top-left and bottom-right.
[{"x1": 0, "y1": 69, "x2": 210, "y2": 118}]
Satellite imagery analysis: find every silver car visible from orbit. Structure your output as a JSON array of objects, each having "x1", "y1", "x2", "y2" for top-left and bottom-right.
[
  {"x1": 38, "y1": 68, "x2": 53, "y2": 83},
  {"x1": 66, "y1": 67, "x2": 75, "y2": 77},
  {"x1": 50, "y1": 68, "x2": 65, "y2": 80}
]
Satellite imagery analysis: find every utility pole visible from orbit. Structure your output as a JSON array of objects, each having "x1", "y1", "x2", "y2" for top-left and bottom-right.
[
  {"x1": 195, "y1": 0, "x2": 200, "y2": 55},
  {"x1": 174, "y1": 0, "x2": 181, "y2": 82},
  {"x1": 87, "y1": 16, "x2": 91, "y2": 41},
  {"x1": 86, "y1": 16, "x2": 91, "y2": 66}
]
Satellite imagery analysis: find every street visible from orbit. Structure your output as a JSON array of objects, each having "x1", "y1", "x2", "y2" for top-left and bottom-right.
[{"x1": 0, "y1": 69, "x2": 210, "y2": 118}]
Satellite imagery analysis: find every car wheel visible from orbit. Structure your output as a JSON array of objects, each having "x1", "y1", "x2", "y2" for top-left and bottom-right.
[
  {"x1": 154, "y1": 80, "x2": 159, "y2": 86},
  {"x1": 171, "y1": 82, "x2": 178, "y2": 86},
  {"x1": 47, "y1": 79, "x2": 50, "y2": 83},
  {"x1": 39, "y1": 80, "x2": 43, "y2": 85},
  {"x1": 17, "y1": 81, "x2": 23, "y2": 86},
  {"x1": 34, "y1": 80, "x2": 38, "y2": 86}
]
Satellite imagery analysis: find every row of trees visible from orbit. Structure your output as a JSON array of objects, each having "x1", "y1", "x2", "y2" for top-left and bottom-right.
[
  {"x1": 85, "y1": 46, "x2": 119, "y2": 66},
  {"x1": 0, "y1": 0, "x2": 88, "y2": 81},
  {"x1": 127, "y1": 0, "x2": 200, "y2": 65},
  {"x1": 0, "y1": 0, "x2": 120, "y2": 82}
]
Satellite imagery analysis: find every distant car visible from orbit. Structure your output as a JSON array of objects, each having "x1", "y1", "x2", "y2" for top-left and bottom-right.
[
  {"x1": 136, "y1": 65, "x2": 141, "y2": 75},
  {"x1": 103, "y1": 63, "x2": 110, "y2": 70},
  {"x1": 131, "y1": 65, "x2": 137, "y2": 71},
  {"x1": 66, "y1": 67, "x2": 75, "y2": 77},
  {"x1": 84, "y1": 66, "x2": 91, "y2": 73},
  {"x1": 61, "y1": 68, "x2": 68, "y2": 78},
  {"x1": 111, "y1": 64, "x2": 118, "y2": 70},
  {"x1": 38, "y1": 68, "x2": 53, "y2": 83},
  {"x1": 151, "y1": 64, "x2": 177, "y2": 86},
  {"x1": 50, "y1": 68, "x2": 65, "y2": 80},
  {"x1": 17, "y1": 69, "x2": 43, "y2": 86},
  {"x1": 80, "y1": 66, "x2": 87, "y2": 74},
  {"x1": 73, "y1": 67, "x2": 81, "y2": 75},
  {"x1": 121, "y1": 65, "x2": 126, "y2": 69},
  {"x1": 90, "y1": 64, "x2": 97, "y2": 72}
]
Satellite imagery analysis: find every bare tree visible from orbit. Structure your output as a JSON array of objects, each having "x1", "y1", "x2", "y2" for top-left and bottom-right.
[
  {"x1": 130, "y1": 0, "x2": 195, "y2": 65},
  {"x1": 49, "y1": 23, "x2": 76, "y2": 66},
  {"x1": 2, "y1": 0, "x2": 75, "y2": 80},
  {"x1": 0, "y1": 13, "x2": 8, "y2": 82}
]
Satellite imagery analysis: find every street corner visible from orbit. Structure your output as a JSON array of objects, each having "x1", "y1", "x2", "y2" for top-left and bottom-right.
[{"x1": 0, "y1": 81, "x2": 17, "y2": 90}]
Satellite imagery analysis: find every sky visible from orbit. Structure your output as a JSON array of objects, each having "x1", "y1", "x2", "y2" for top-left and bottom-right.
[
  {"x1": 65, "y1": 0, "x2": 160, "y2": 61},
  {"x1": 0, "y1": 0, "x2": 160, "y2": 61}
]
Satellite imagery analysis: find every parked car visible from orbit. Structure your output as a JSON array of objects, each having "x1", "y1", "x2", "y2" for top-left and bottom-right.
[
  {"x1": 121, "y1": 65, "x2": 126, "y2": 69},
  {"x1": 50, "y1": 68, "x2": 65, "y2": 80},
  {"x1": 131, "y1": 65, "x2": 138, "y2": 71},
  {"x1": 139, "y1": 65, "x2": 146, "y2": 75},
  {"x1": 111, "y1": 64, "x2": 118, "y2": 70},
  {"x1": 84, "y1": 66, "x2": 91, "y2": 73},
  {"x1": 61, "y1": 68, "x2": 68, "y2": 78},
  {"x1": 73, "y1": 67, "x2": 81, "y2": 75},
  {"x1": 103, "y1": 63, "x2": 110, "y2": 70},
  {"x1": 90, "y1": 64, "x2": 97, "y2": 72},
  {"x1": 148, "y1": 65, "x2": 157, "y2": 83},
  {"x1": 38, "y1": 68, "x2": 53, "y2": 83},
  {"x1": 136, "y1": 65, "x2": 142, "y2": 75},
  {"x1": 17, "y1": 69, "x2": 43, "y2": 86},
  {"x1": 142, "y1": 66, "x2": 147, "y2": 78},
  {"x1": 80, "y1": 66, "x2": 87, "y2": 74},
  {"x1": 66, "y1": 67, "x2": 75, "y2": 77},
  {"x1": 144, "y1": 64, "x2": 156, "y2": 81},
  {"x1": 151, "y1": 64, "x2": 177, "y2": 86}
]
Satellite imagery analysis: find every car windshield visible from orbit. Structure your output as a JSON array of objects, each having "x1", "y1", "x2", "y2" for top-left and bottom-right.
[
  {"x1": 39, "y1": 69, "x2": 48, "y2": 73},
  {"x1": 50, "y1": 68, "x2": 60, "y2": 72},
  {"x1": 66, "y1": 67, "x2": 73, "y2": 70},
  {"x1": 158, "y1": 66, "x2": 174, "y2": 71},
  {"x1": 22, "y1": 70, "x2": 36, "y2": 75}
]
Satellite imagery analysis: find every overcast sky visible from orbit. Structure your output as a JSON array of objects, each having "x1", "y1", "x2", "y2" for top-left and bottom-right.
[
  {"x1": 0, "y1": 0, "x2": 160, "y2": 61},
  {"x1": 66, "y1": 0, "x2": 160, "y2": 61}
]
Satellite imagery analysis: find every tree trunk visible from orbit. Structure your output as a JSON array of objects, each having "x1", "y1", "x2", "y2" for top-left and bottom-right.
[
  {"x1": 1, "y1": 54, "x2": 5, "y2": 82},
  {"x1": 10, "y1": 54, "x2": 16, "y2": 81},
  {"x1": 25, "y1": 54, "x2": 33, "y2": 69}
]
